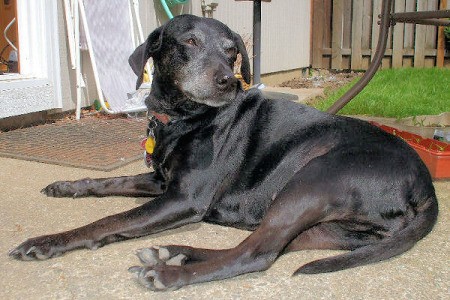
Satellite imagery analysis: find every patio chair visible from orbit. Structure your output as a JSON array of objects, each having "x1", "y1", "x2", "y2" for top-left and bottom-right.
[{"x1": 66, "y1": 0, "x2": 150, "y2": 119}]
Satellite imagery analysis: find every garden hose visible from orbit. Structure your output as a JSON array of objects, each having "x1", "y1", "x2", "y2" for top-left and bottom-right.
[{"x1": 160, "y1": 0, "x2": 189, "y2": 19}]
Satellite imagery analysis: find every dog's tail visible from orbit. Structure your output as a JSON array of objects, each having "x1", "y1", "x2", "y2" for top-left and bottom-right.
[{"x1": 293, "y1": 196, "x2": 438, "y2": 275}]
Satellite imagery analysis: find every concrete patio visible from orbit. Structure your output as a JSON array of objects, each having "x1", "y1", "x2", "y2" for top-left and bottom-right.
[{"x1": 1, "y1": 155, "x2": 449, "y2": 299}]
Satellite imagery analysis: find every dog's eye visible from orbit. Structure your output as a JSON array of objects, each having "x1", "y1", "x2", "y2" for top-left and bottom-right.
[
  {"x1": 185, "y1": 38, "x2": 198, "y2": 47},
  {"x1": 225, "y1": 47, "x2": 237, "y2": 57}
]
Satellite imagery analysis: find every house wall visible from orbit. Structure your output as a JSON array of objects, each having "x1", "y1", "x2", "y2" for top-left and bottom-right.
[{"x1": 56, "y1": 0, "x2": 311, "y2": 113}]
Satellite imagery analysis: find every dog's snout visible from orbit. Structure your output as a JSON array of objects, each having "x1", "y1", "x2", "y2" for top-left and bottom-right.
[
  {"x1": 215, "y1": 73, "x2": 234, "y2": 86},
  {"x1": 214, "y1": 65, "x2": 237, "y2": 89}
]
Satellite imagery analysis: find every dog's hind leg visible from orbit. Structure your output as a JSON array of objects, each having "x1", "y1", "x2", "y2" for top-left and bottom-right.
[
  {"x1": 41, "y1": 172, "x2": 166, "y2": 198},
  {"x1": 283, "y1": 222, "x2": 375, "y2": 252},
  {"x1": 293, "y1": 195, "x2": 438, "y2": 275},
  {"x1": 130, "y1": 173, "x2": 331, "y2": 291}
]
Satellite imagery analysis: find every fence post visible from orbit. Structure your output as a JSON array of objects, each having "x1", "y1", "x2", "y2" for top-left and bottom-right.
[{"x1": 437, "y1": 0, "x2": 448, "y2": 67}]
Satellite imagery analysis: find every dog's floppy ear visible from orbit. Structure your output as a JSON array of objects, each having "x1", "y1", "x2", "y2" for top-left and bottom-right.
[
  {"x1": 233, "y1": 32, "x2": 251, "y2": 84},
  {"x1": 129, "y1": 26, "x2": 164, "y2": 89}
]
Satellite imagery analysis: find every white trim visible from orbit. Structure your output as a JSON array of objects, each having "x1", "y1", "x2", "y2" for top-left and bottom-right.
[
  {"x1": 0, "y1": 77, "x2": 48, "y2": 90},
  {"x1": 46, "y1": 1, "x2": 63, "y2": 108}
]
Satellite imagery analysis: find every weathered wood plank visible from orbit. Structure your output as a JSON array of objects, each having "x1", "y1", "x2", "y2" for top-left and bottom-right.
[
  {"x1": 351, "y1": 0, "x2": 364, "y2": 69},
  {"x1": 310, "y1": 0, "x2": 448, "y2": 70},
  {"x1": 392, "y1": 0, "x2": 406, "y2": 68},
  {"x1": 414, "y1": 0, "x2": 428, "y2": 67},
  {"x1": 403, "y1": 0, "x2": 416, "y2": 49},
  {"x1": 331, "y1": 0, "x2": 344, "y2": 69},
  {"x1": 371, "y1": 0, "x2": 382, "y2": 62},
  {"x1": 311, "y1": 0, "x2": 325, "y2": 68},
  {"x1": 425, "y1": 0, "x2": 439, "y2": 50}
]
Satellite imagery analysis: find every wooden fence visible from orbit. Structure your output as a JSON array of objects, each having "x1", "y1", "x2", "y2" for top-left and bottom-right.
[{"x1": 311, "y1": 0, "x2": 449, "y2": 70}]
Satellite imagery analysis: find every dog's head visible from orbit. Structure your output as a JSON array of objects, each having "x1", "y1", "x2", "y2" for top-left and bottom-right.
[{"x1": 129, "y1": 15, "x2": 251, "y2": 116}]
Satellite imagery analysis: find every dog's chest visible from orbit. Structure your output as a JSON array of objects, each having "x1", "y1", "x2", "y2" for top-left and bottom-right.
[{"x1": 152, "y1": 122, "x2": 216, "y2": 175}]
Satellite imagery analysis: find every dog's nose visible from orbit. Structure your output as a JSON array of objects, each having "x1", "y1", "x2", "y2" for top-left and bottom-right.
[
  {"x1": 215, "y1": 74, "x2": 236, "y2": 86},
  {"x1": 214, "y1": 66, "x2": 237, "y2": 89}
]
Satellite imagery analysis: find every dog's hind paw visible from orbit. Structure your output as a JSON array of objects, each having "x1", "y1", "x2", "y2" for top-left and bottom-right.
[
  {"x1": 136, "y1": 246, "x2": 187, "y2": 267},
  {"x1": 131, "y1": 246, "x2": 189, "y2": 291},
  {"x1": 129, "y1": 265, "x2": 185, "y2": 291},
  {"x1": 129, "y1": 267, "x2": 168, "y2": 291}
]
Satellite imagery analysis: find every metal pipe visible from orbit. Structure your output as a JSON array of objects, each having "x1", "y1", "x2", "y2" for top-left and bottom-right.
[
  {"x1": 253, "y1": 0, "x2": 262, "y2": 84},
  {"x1": 391, "y1": 10, "x2": 450, "y2": 20},
  {"x1": 4, "y1": 18, "x2": 18, "y2": 52},
  {"x1": 327, "y1": 0, "x2": 393, "y2": 114},
  {"x1": 132, "y1": 0, "x2": 145, "y2": 43},
  {"x1": 394, "y1": 18, "x2": 450, "y2": 26}
]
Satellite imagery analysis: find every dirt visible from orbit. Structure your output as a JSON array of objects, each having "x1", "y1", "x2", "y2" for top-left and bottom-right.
[
  {"x1": 279, "y1": 69, "x2": 363, "y2": 91},
  {"x1": 60, "y1": 70, "x2": 361, "y2": 123},
  {"x1": 45, "y1": 107, "x2": 141, "y2": 125}
]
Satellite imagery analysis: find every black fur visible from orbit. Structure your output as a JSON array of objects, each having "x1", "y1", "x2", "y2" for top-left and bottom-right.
[{"x1": 10, "y1": 15, "x2": 438, "y2": 291}]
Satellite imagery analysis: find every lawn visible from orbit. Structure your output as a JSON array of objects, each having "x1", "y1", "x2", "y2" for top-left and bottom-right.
[{"x1": 313, "y1": 68, "x2": 450, "y2": 118}]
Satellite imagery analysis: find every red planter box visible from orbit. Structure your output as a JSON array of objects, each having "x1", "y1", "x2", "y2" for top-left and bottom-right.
[{"x1": 371, "y1": 122, "x2": 450, "y2": 180}]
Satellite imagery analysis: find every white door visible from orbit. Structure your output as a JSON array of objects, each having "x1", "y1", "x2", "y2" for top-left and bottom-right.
[{"x1": 0, "y1": 0, "x2": 62, "y2": 118}]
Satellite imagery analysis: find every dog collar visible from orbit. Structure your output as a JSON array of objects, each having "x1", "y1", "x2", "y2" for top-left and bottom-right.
[{"x1": 151, "y1": 111, "x2": 171, "y2": 125}]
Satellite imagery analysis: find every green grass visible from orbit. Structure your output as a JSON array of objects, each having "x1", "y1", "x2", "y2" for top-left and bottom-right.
[{"x1": 313, "y1": 68, "x2": 450, "y2": 118}]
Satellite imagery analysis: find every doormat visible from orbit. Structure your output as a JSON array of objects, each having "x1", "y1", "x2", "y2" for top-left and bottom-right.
[{"x1": 0, "y1": 117, "x2": 147, "y2": 171}]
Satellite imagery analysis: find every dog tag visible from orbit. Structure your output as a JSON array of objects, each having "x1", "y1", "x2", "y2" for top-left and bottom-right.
[
  {"x1": 143, "y1": 115, "x2": 158, "y2": 168},
  {"x1": 141, "y1": 135, "x2": 155, "y2": 168},
  {"x1": 144, "y1": 151, "x2": 153, "y2": 168},
  {"x1": 145, "y1": 136, "x2": 156, "y2": 154}
]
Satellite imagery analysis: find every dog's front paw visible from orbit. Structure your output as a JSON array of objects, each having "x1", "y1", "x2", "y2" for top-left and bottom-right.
[
  {"x1": 9, "y1": 235, "x2": 64, "y2": 260},
  {"x1": 41, "y1": 179, "x2": 91, "y2": 198}
]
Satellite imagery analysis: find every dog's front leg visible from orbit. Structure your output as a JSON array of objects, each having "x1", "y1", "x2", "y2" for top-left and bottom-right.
[
  {"x1": 41, "y1": 172, "x2": 166, "y2": 198},
  {"x1": 9, "y1": 194, "x2": 204, "y2": 261},
  {"x1": 127, "y1": 172, "x2": 332, "y2": 291}
]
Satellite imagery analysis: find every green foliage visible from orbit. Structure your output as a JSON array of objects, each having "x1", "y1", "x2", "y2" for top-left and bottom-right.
[
  {"x1": 313, "y1": 68, "x2": 450, "y2": 118},
  {"x1": 444, "y1": 25, "x2": 450, "y2": 39}
]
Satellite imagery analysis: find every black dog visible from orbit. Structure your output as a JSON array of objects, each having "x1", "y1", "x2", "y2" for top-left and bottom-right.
[{"x1": 10, "y1": 15, "x2": 438, "y2": 291}]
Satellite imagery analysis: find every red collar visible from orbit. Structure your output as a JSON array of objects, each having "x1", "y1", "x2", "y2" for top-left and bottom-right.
[{"x1": 151, "y1": 111, "x2": 171, "y2": 124}]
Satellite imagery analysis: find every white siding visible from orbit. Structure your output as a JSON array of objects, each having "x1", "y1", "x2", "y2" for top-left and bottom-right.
[{"x1": 140, "y1": 0, "x2": 311, "y2": 74}]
